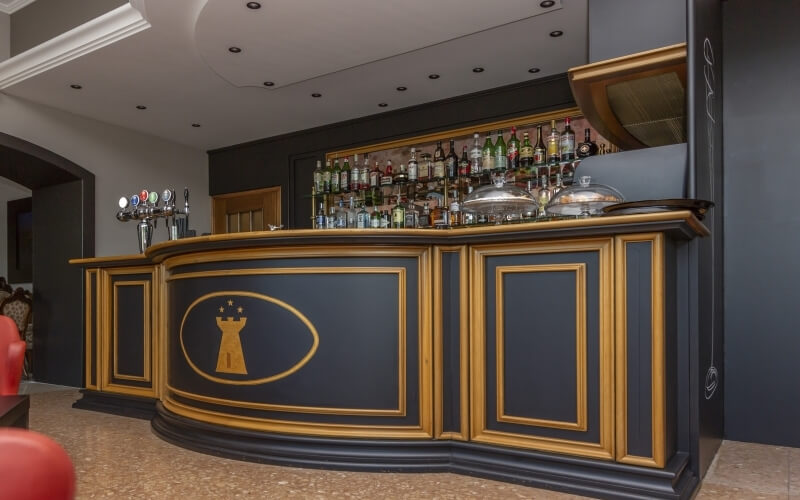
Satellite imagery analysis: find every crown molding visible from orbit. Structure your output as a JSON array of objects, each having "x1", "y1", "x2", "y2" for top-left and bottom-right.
[
  {"x1": 0, "y1": 0, "x2": 36, "y2": 15},
  {"x1": 0, "y1": 3, "x2": 150, "y2": 89}
]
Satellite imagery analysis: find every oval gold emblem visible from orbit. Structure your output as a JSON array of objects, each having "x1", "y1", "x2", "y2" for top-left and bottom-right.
[{"x1": 180, "y1": 291, "x2": 319, "y2": 385}]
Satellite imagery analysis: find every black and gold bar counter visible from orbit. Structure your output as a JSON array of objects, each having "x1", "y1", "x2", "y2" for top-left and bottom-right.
[{"x1": 70, "y1": 211, "x2": 707, "y2": 499}]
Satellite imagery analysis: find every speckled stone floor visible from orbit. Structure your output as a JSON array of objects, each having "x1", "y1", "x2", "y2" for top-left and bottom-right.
[{"x1": 20, "y1": 385, "x2": 800, "y2": 499}]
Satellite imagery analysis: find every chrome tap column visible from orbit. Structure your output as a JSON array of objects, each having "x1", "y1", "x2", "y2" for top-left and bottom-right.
[{"x1": 116, "y1": 187, "x2": 191, "y2": 253}]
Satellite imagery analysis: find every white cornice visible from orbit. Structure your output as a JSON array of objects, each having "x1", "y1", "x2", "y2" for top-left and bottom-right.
[
  {"x1": 0, "y1": 0, "x2": 36, "y2": 15},
  {"x1": 0, "y1": 3, "x2": 150, "y2": 89}
]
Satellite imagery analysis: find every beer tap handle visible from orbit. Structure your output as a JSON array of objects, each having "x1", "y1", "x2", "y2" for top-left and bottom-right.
[{"x1": 183, "y1": 187, "x2": 190, "y2": 229}]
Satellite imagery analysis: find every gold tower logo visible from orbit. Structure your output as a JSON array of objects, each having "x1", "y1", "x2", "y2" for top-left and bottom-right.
[{"x1": 215, "y1": 299, "x2": 247, "y2": 374}]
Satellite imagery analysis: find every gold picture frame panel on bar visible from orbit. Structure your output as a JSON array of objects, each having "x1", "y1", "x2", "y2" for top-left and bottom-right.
[
  {"x1": 469, "y1": 238, "x2": 614, "y2": 460},
  {"x1": 99, "y1": 266, "x2": 159, "y2": 399},
  {"x1": 161, "y1": 245, "x2": 434, "y2": 439}
]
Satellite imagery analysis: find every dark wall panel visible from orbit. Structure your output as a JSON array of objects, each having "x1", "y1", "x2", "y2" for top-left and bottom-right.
[
  {"x1": 723, "y1": 0, "x2": 800, "y2": 446},
  {"x1": 209, "y1": 75, "x2": 576, "y2": 229},
  {"x1": 32, "y1": 180, "x2": 85, "y2": 386}
]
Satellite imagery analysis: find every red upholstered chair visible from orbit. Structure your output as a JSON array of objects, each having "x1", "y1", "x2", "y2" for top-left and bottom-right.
[
  {"x1": 0, "y1": 428, "x2": 76, "y2": 500},
  {"x1": 0, "y1": 315, "x2": 25, "y2": 395}
]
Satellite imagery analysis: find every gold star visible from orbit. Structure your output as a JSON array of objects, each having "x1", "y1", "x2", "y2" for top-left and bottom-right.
[
  {"x1": 237, "y1": 306, "x2": 243, "y2": 314},
  {"x1": 227, "y1": 299, "x2": 233, "y2": 306},
  {"x1": 218, "y1": 306, "x2": 224, "y2": 313}
]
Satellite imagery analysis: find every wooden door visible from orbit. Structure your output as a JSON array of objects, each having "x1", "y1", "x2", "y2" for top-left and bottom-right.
[{"x1": 212, "y1": 186, "x2": 281, "y2": 234}]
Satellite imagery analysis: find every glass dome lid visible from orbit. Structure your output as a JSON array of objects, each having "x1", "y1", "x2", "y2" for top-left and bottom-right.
[
  {"x1": 462, "y1": 177, "x2": 538, "y2": 215},
  {"x1": 545, "y1": 176, "x2": 624, "y2": 216}
]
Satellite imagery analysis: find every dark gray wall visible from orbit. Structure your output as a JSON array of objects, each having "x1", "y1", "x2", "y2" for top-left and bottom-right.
[
  {"x1": 589, "y1": 0, "x2": 686, "y2": 62},
  {"x1": 723, "y1": 0, "x2": 800, "y2": 446},
  {"x1": 10, "y1": 0, "x2": 127, "y2": 56}
]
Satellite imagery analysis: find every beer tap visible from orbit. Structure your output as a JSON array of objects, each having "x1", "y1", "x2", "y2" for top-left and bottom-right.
[{"x1": 116, "y1": 186, "x2": 191, "y2": 253}]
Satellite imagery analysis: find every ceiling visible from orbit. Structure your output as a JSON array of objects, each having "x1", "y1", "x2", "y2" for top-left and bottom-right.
[
  {"x1": 0, "y1": 0, "x2": 36, "y2": 15},
  {"x1": 0, "y1": 0, "x2": 588, "y2": 151}
]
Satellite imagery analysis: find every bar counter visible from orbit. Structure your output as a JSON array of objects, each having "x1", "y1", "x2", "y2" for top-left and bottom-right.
[{"x1": 71, "y1": 211, "x2": 707, "y2": 499}]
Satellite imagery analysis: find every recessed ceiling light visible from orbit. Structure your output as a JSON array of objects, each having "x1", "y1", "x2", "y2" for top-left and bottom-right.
[
  {"x1": 540, "y1": 0, "x2": 555, "y2": 7},
  {"x1": 378, "y1": 103, "x2": 388, "y2": 107},
  {"x1": 311, "y1": 93, "x2": 322, "y2": 98},
  {"x1": 263, "y1": 81, "x2": 274, "y2": 87},
  {"x1": 472, "y1": 67, "x2": 485, "y2": 73},
  {"x1": 70, "y1": 84, "x2": 82, "y2": 89},
  {"x1": 396, "y1": 86, "x2": 407, "y2": 91},
  {"x1": 428, "y1": 74, "x2": 440, "y2": 79},
  {"x1": 228, "y1": 46, "x2": 242, "y2": 53},
  {"x1": 246, "y1": 1, "x2": 261, "y2": 8},
  {"x1": 528, "y1": 67, "x2": 541, "y2": 73},
  {"x1": 549, "y1": 30, "x2": 563, "y2": 37},
  {"x1": 191, "y1": 123, "x2": 201, "y2": 128},
  {"x1": 136, "y1": 105, "x2": 147, "y2": 110}
]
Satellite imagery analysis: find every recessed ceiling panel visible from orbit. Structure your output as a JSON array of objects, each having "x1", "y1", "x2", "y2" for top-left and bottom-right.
[{"x1": 195, "y1": 0, "x2": 562, "y2": 89}]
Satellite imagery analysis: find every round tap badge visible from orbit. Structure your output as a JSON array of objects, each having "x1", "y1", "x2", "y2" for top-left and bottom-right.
[
  {"x1": 131, "y1": 194, "x2": 140, "y2": 207},
  {"x1": 148, "y1": 191, "x2": 159, "y2": 204},
  {"x1": 162, "y1": 189, "x2": 173, "y2": 203},
  {"x1": 118, "y1": 196, "x2": 129, "y2": 209},
  {"x1": 139, "y1": 189, "x2": 149, "y2": 202}
]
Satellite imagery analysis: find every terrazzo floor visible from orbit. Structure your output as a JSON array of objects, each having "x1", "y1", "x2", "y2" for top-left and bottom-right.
[{"x1": 18, "y1": 384, "x2": 799, "y2": 499}]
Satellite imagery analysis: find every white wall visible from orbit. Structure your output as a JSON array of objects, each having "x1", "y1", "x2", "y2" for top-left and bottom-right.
[
  {"x1": 0, "y1": 93, "x2": 210, "y2": 256},
  {"x1": 0, "y1": 176, "x2": 31, "y2": 286}
]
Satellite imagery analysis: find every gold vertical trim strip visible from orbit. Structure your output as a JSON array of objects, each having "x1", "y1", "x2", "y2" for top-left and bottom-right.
[
  {"x1": 418, "y1": 249, "x2": 433, "y2": 437},
  {"x1": 615, "y1": 233, "x2": 666, "y2": 468},
  {"x1": 495, "y1": 264, "x2": 587, "y2": 431},
  {"x1": 470, "y1": 238, "x2": 614, "y2": 459},
  {"x1": 84, "y1": 269, "x2": 98, "y2": 390},
  {"x1": 433, "y1": 245, "x2": 469, "y2": 440}
]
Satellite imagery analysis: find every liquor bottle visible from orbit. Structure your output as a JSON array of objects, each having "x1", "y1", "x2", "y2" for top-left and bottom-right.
[
  {"x1": 335, "y1": 199, "x2": 347, "y2": 228},
  {"x1": 331, "y1": 157, "x2": 341, "y2": 194},
  {"x1": 381, "y1": 160, "x2": 394, "y2": 186},
  {"x1": 560, "y1": 117, "x2": 575, "y2": 162},
  {"x1": 347, "y1": 196, "x2": 357, "y2": 228},
  {"x1": 431, "y1": 199, "x2": 449, "y2": 228},
  {"x1": 519, "y1": 132, "x2": 534, "y2": 170},
  {"x1": 407, "y1": 148, "x2": 418, "y2": 183},
  {"x1": 315, "y1": 202, "x2": 326, "y2": 229},
  {"x1": 313, "y1": 160, "x2": 323, "y2": 194},
  {"x1": 433, "y1": 141, "x2": 446, "y2": 180},
  {"x1": 533, "y1": 125, "x2": 546, "y2": 167},
  {"x1": 391, "y1": 196, "x2": 405, "y2": 228},
  {"x1": 370, "y1": 208, "x2": 381, "y2": 228},
  {"x1": 459, "y1": 145, "x2": 470, "y2": 177},
  {"x1": 326, "y1": 205, "x2": 336, "y2": 229},
  {"x1": 449, "y1": 198, "x2": 461, "y2": 226},
  {"x1": 419, "y1": 152, "x2": 431, "y2": 182},
  {"x1": 351, "y1": 154, "x2": 360, "y2": 192},
  {"x1": 546, "y1": 120, "x2": 560, "y2": 165},
  {"x1": 494, "y1": 130, "x2": 508, "y2": 171},
  {"x1": 381, "y1": 210, "x2": 390, "y2": 228},
  {"x1": 322, "y1": 159, "x2": 332, "y2": 194},
  {"x1": 394, "y1": 163, "x2": 408, "y2": 185},
  {"x1": 369, "y1": 160, "x2": 380, "y2": 189},
  {"x1": 404, "y1": 201, "x2": 419, "y2": 228},
  {"x1": 340, "y1": 156, "x2": 351, "y2": 192},
  {"x1": 507, "y1": 126, "x2": 520, "y2": 170},
  {"x1": 419, "y1": 201, "x2": 432, "y2": 228},
  {"x1": 356, "y1": 203, "x2": 369, "y2": 228},
  {"x1": 470, "y1": 132, "x2": 482, "y2": 176},
  {"x1": 360, "y1": 153, "x2": 370, "y2": 190},
  {"x1": 445, "y1": 139, "x2": 458, "y2": 179},
  {"x1": 482, "y1": 132, "x2": 495, "y2": 172},
  {"x1": 576, "y1": 128, "x2": 599, "y2": 158}
]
